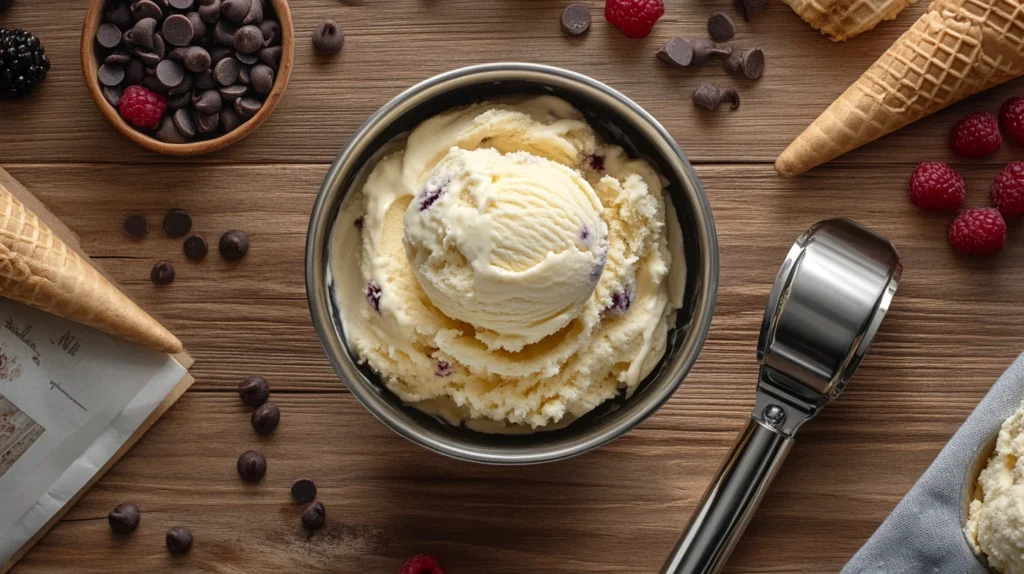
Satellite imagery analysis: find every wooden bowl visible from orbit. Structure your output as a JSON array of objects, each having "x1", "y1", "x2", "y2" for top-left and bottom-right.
[{"x1": 81, "y1": 0, "x2": 293, "y2": 155}]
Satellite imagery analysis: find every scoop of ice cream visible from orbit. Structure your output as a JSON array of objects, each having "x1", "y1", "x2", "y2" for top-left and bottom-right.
[
  {"x1": 966, "y1": 399, "x2": 1024, "y2": 574},
  {"x1": 403, "y1": 147, "x2": 608, "y2": 352}
]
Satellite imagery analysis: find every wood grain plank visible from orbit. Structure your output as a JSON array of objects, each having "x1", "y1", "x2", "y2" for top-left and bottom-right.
[{"x1": 4, "y1": 0, "x2": 1024, "y2": 167}]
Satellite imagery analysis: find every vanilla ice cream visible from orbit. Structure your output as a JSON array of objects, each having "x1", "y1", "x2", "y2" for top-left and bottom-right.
[
  {"x1": 330, "y1": 95, "x2": 685, "y2": 432},
  {"x1": 966, "y1": 400, "x2": 1024, "y2": 574}
]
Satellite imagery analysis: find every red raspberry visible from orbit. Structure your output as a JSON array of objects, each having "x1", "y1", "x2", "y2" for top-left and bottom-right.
[
  {"x1": 400, "y1": 555, "x2": 445, "y2": 574},
  {"x1": 605, "y1": 0, "x2": 664, "y2": 38},
  {"x1": 992, "y1": 161, "x2": 1024, "y2": 217},
  {"x1": 949, "y1": 112, "x2": 1001, "y2": 158},
  {"x1": 118, "y1": 85, "x2": 166, "y2": 129},
  {"x1": 908, "y1": 162, "x2": 965, "y2": 211},
  {"x1": 1000, "y1": 96, "x2": 1024, "y2": 144},
  {"x1": 949, "y1": 207, "x2": 1005, "y2": 256}
]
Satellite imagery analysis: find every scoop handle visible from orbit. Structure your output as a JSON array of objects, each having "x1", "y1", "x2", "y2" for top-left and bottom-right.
[{"x1": 661, "y1": 417, "x2": 793, "y2": 574}]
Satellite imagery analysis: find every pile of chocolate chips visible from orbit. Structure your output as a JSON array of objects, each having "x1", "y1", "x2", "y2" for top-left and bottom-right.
[{"x1": 96, "y1": 0, "x2": 283, "y2": 143}]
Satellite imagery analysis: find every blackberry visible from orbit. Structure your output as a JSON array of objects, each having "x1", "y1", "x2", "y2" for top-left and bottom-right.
[{"x1": 0, "y1": 29, "x2": 50, "y2": 99}]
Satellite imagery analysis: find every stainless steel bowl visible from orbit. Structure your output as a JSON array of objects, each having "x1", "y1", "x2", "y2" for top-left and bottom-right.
[{"x1": 305, "y1": 63, "x2": 719, "y2": 464}]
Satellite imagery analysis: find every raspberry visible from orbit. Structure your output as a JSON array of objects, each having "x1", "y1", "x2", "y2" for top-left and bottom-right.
[
  {"x1": 118, "y1": 85, "x2": 166, "y2": 129},
  {"x1": 908, "y1": 162, "x2": 965, "y2": 211},
  {"x1": 605, "y1": 0, "x2": 664, "y2": 38},
  {"x1": 400, "y1": 554, "x2": 445, "y2": 574},
  {"x1": 1000, "y1": 97, "x2": 1024, "y2": 144},
  {"x1": 992, "y1": 161, "x2": 1024, "y2": 217},
  {"x1": 949, "y1": 207, "x2": 1005, "y2": 256},
  {"x1": 949, "y1": 112, "x2": 1001, "y2": 158}
]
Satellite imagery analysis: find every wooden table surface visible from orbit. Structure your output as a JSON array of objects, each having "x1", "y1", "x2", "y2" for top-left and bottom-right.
[{"x1": 5, "y1": 0, "x2": 1024, "y2": 572}]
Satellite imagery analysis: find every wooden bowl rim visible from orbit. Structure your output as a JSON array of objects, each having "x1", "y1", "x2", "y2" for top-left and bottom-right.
[{"x1": 80, "y1": 0, "x2": 294, "y2": 156}]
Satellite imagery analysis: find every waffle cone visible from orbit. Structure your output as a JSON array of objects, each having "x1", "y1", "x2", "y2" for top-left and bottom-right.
[
  {"x1": 0, "y1": 183, "x2": 181, "y2": 353},
  {"x1": 776, "y1": 0, "x2": 1024, "y2": 177},
  {"x1": 784, "y1": 0, "x2": 918, "y2": 41}
]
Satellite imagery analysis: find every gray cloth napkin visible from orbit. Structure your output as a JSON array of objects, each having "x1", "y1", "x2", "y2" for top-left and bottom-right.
[{"x1": 843, "y1": 352, "x2": 1024, "y2": 574}]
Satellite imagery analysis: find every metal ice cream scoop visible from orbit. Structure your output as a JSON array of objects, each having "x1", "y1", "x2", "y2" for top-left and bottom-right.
[{"x1": 661, "y1": 218, "x2": 902, "y2": 574}]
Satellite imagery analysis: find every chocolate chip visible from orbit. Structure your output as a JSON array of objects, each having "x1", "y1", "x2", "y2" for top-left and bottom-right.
[
  {"x1": 221, "y1": 0, "x2": 250, "y2": 23},
  {"x1": 214, "y1": 19, "x2": 237, "y2": 47},
  {"x1": 237, "y1": 450, "x2": 266, "y2": 482},
  {"x1": 194, "y1": 69, "x2": 216, "y2": 89},
  {"x1": 164, "y1": 209, "x2": 193, "y2": 237},
  {"x1": 238, "y1": 375, "x2": 270, "y2": 406},
  {"x1": 183, "y1": 234, "x2": 208, "y2": 259},
  {"x1": 708, "y1": 12, "x2": 735, "y2": 42},
  {"x1": 167, "y1": 69, "x2": 193, "y2": 94},
  {"x1": 162, "y1": 14, "x2": 194, "y2": 46},
  {"x1": 560, "y1": 4, "x2": 591, "y2": 36},
  {"x1": 257, "y1": 46, "x2": 281, "y2": 69},
  {"x1": 183, "y1": 46, "x2": 211, "y2": 72},
  {"x1": 133, "y1": 46, "x2": 162, "y2": 66},
  {"x1": 97, "y1": 23, "x2": 123, "y2": 49},
  {"x1": 234, "y1": 96, "x2": 261, "y2": 119},
  {"x1": 238, "y1": 64, "x2": 251, "y2": 85},
  {"x1": 132, "y1": 18, "x2": 158, "y2": 51},
  {"x1": 156, "y1": 59, "x2": 185, "y2": 88},
  {"x1": 122, "y1": 28, "x2": 135, "y2": 46},
  {"x1": 220, "y1": 229, "x2": 249, "y2": 260},
  {"x1": 736, "y1": 0, "x2": 768, "y2": 20},
  {"x1": 214, "y1": 56, "x2": 240, "y2": 85},
  {"x1": 165, "y1": 526, "x2": 193, "y2": 555},
  {"x1": 131, "y1": 1, "x2": 163, "y2": 23},
  {"x1": 291, "y1": 478, "x2": 317, "y2": 504},
  {"x1": 98, "y1": 63, "x2": 125, "y2": 87},
  {"x1": 251, "y1": 402, "x2": 279, "y2": 435},
  {"x1": 168, "y1": 0, "x2": 194, "y2": 9},
  {"x1": 198, "y1": 0, "x2": 221, "y2": 24},
  {"x1": 193, "y1": 89, "x2": 223, "y2": 113},
  {"x1": 151, "y1": 260, "x2": 176, "y2": 284},
  {"x1": 166, "y1": 89, "x2": 192, "y2": 109},
  {"x1": 301, "y1": 502, "x2": 326, "y2": 531},
  {"x1": 152, "y1": 32, "x2": 166, "y2": 59},
  {"x1": 235, "y1": 49, "x2": 258, "y2": 64},
  {"x1": 167, "y1": 46, "x2": 188, "y2": 61},
  {"x1": 186, "y1": 11, "x2": 207, "y2": 39},
  {"x1": 250, "y1": 64, "x2": 273, "y2": 94},
  {"x1": 220, "y1": 107, "x2": 243, "y2": 132},
  {"x1": 105, "y1": 3, "x2": 134, "y2": 30},
  {"x1": 108, "y1": 503, "x2": 141, "y2": 535},
  {"x1": 141, "y1": 74, "x2": 168, "y2": 94},
  {"x1": 124, "y1": 58, "x2": 145, "y2": 84},
  {"x1": 234, "y1": 24, "x2": 262, "y2": 54},
  {"x1": 155, "y1": 116, "x2": 188, "y2": 142},
  {"x1": 123, "y1": 214, "x2": 148, "y2": 239},
  {"x1": 724, "y1": 47, "x2": 764, "y2": 80},
  {"x1": 258, "y1": 19, "x2": 280, "y2": 46},
  {"x1": 197, "y1": 111, "x2": 220, "y2": 132},
  {"x1": 242, "y1": 0, "x2": 262, "y2": 25},
  {"x1": 312, "y1": 20, "x2": 343, "y2": 55},
  {"x1": 693, "y1": 82, "x2": 740, "y2": 111},
  {"x1": 103, "y1": 85, "x2": 125, "y2": 107},
  {"x1": 173, "y1": 108, "x2": 197, "y2": 137},
  {"x1": 656, "y1": 37, "x2": 694, "y2": 67},
  {"x1": 105, "y1": 50, "x2": 132, "y2": 66},
  {"x1": 209, "y1": 44, "x2": 234, "y2": 63}
]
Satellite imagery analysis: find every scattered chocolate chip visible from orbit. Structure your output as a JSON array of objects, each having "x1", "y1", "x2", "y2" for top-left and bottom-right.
[
  {"x1": 105, "y1": 2, "x2": 134, "y2": 30},
  {"x1": 108, "y1": 503, "x2": 141, "y2": 535},
  {"x1": 237, "y1": 450, "x2": 267, "y2": 482},
  {"x1": 707, "y1": 12, "x2": 735, "y2": 42},
  {"x1": 155, "y1": 116, "x2": 188, "y2": 142},
  {"x1": 258, "y1": 19, "x2": 280, "y2": 46},
  {"x1": 131, "y1": 1, "x2": 163, "y2": 24},
  {"x1": 193, "y1": 89, "x2": 223, "y2": 113},
  {"x1": 257, "y1": 46, "x2": 281, "y2": 69},
  {"x1": 238, "y1": 375, "x2": 270, "y2": 407},
  {"x1": 736, "y1": 0, "x2": 768, "y2": 20},
  {"x1": 724, "y1": 47, "x2": 764, "y2": 80},
  {"x1": 219, "y1": 230, "x2": 249, "y2": 260},
  {"x1": 98, "y1": 63, "x2": 125, "y2": 87},
  {"x1": 162, "y1": 14, "x2": 195, "y2": 47},
  {"x1": 693, "y1": 83, "x2": 740, "y2": 111},
  {"x1": 96, "y1": 23, "x2": 123, "y2": 49},
  {"x1": 165, "y1": 526, "x2": 193, "y2": 555},
  {"x1": 251, "y1": 402, "x2": 279, "y2": 435},
  {"x1": 312, "y1": 20, "x2": 343, "y2": 54},
  {"x1": 156, "y1": 59, "x2": 186, "y2": 89},
  {"x1": 173, "y1": 108, "x2": 197, "y2": 138},
  {"x1": 291, "y1": 478, "x2": 317, "y2": 504},
  {"x1": 234, "y1": 96, "x2": 261, "y2": 119},
  {"x1": 560, "y1": 4, "x2": 591, "y2": 36},
  {"x1": 213, "y1": 56, "x2": 241, "y2": 85},
  {"x1": 103, "y1": 85, "x2": 125, "y2": 107},
  {"x1": 220, "y1": 107, "x2": 243, "y2": 132},
  {"x1": 198, "y1": 0, "x2": 221, "y2": 24},
  {"x1": 250, "y1": 64, "x2": 273, "y2": 94},
  {"x1": 656, "y1": 37, "x2": 694, "y2": 67},
  {"x1": 123, "y1": 214, "x2": 148, "y2": 239},
  {"x1": 301, "y1": 502, "x2": 326, "y2": 531},
  {"x1": 164, "y1": 209, "x2": 193, "y2": 237},
  {"x1": 183, "y1": 234, "x2": 208, "y2": 259},
  {"x1": 197, "y1": 111, "x2": 220, "y2": 133},
  {"x1": 151, "y1": 260, "x2": 176, "y2": 285},
  {"x1": 169, "y1": 0, "x2": 195, "y2": 9}
]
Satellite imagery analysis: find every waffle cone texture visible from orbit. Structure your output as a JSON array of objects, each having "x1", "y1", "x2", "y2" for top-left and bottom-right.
[
  {"x1": 0, "y1": 183, "x2": 181, "y2": 353},
  {"x1": 784, "y1": 0, "x2": 918, "y2": 41},
  {"x1": 776, "y1": 0, "x2": 1024, "y2": 177}
]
